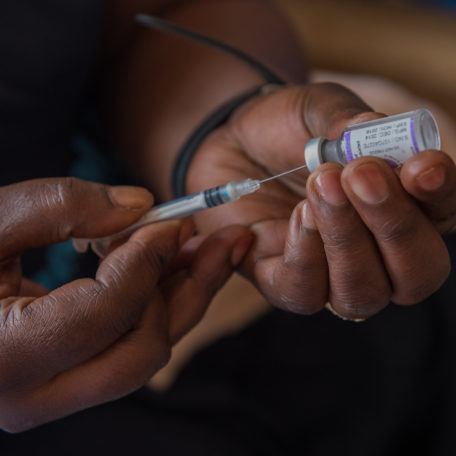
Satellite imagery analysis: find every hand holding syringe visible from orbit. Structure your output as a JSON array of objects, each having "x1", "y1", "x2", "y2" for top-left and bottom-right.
[
  {"x1": 74, "y1": 109, "x2": 440, "y2": 258},
  {"x1": 73, "y1": 165, "x2": 307, "y2": 258}
]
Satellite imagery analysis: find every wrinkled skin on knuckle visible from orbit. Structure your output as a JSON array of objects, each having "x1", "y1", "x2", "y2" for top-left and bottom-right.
[
  {"x1": 45, "y1": 177, "x2": 109, "y2": 239},
  {"x1": 321, "y1": 230, "x2": 359, "y2": 252},
  {"x1": 41, "y1": 178, "x2": 81, "y2": 239},
  {"x1": 328, "y1": 261, "x2": 391, "y2": 319},
  {"x1": 376, "y1": 209, "x2": 418, "y2": 245}
]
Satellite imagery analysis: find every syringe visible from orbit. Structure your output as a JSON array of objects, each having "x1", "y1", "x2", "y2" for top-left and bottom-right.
[
  {"x1": 74, "y1": 108, "x2": 441, "y2": 258},
  {"x1": 73, "y1": 164, "x2": 307, "y2": 258}
]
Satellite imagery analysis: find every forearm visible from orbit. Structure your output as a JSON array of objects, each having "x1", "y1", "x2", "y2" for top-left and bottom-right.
[{"x1": 105, "y1": 0, "x2": 308, "y2": 200}]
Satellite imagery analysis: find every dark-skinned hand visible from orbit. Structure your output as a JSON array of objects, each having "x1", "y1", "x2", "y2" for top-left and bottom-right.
[
  {"x1": 0, "y1": 178, "x2": 252, "y2": 432},
  {"x1": 187, "y1": 83, "x2": 456, "y2": 320}
]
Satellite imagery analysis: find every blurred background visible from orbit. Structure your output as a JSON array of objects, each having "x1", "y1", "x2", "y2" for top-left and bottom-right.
[
  {"x1": 281, "y1": 0, "x2": 456, "y2": 118},
  {"x1": 279, "y1": 0, "x2": 456, "y2": 150},
  {"x1": 154, "y1": 0, "x2": 456, "y2": 389}
]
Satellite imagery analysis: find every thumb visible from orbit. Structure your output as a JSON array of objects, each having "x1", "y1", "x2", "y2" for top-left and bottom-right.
[{"x1": 0, "y1": 177, "x2": 153, "y2": 259}]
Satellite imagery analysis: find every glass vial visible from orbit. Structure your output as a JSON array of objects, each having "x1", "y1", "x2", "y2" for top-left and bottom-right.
[{"x1": 304, "y1": 109, "x2": 441, "y2": 172}]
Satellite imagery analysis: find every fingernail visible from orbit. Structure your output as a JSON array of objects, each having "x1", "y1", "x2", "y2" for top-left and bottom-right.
[
  {"x1": 108, "y1": 186, "x2": 153, "y2": 210},
  {"x1": 416, "y1": 166, "x2": 446, "y2": 192},
  {"x1": 314, "y1": 169, "x2": 347, "y2": 206},
  {"x1": 301, "y1": 201, "x2": 317, "y2": 230},
  {"x1": 349, "y1": 163, "x2": 389, "y2": 205},
  {"x1": 231, "y1": 235, "x2": 254, "y2": 266}
]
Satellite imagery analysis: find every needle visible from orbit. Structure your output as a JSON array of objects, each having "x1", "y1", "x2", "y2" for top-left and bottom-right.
[{"x1": 259, "y1": 164, "x2": 308, "y2": 184}]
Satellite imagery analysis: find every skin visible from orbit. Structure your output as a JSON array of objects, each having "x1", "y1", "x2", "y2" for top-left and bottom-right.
[
  {"x1": 109, "y1": 0, "x2": 455, "y2": 322},
  {"x1": 0, "y1": 179, "x2": 252, "y2": 432},
  {"x1": 186, "y1": 84, "x2": 455, "y2": 319},
  {"x1": 1, "y1": 0, "x2": 456, "y2": 432}
]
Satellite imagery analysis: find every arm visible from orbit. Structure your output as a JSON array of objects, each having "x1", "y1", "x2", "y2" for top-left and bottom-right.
[
  {"x1": 103, "y1": 0, "x2": 308, "y2": 200},
  {"x1": 0, "y1": 179, "x2": 251, "y2": 432},
  {"x1": 103, "y1": 1, "x2": 456, "y2": 320}
]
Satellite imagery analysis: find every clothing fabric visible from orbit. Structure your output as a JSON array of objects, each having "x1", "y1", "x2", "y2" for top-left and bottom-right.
[
  {"x1": 0, "y1": 0, "x2": 103, "y2": 184},
  {"x1": 0, "y1": 2, "x2": 456, "y2": 455}
]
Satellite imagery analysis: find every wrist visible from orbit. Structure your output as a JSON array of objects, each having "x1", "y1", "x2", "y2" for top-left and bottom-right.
[{"x1": 172, "y1": 85, "x2": 277, "y2": 197}]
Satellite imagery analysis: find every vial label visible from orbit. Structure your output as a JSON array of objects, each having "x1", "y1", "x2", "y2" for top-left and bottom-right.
[{"x1": 344, "y1": 117, "x2": 419, "y2": 167}]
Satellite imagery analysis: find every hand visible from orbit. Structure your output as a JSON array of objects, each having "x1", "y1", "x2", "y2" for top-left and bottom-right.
[
  {"x1": 0, "y1": 178, "x2": 252, "y2": 432},
  {"x1": 187, "y1": 83, "x2": 455, "y2": 320}
]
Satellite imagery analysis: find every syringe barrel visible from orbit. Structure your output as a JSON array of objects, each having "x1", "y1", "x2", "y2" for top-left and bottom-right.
[
  {"x1": 72, "y1": 179, "x2": 260, "y2": 259},
  {"x1": 304, "y1": 109, "x2": 441, "y2": 172},
  {"x1": 74, "y1": 191, "x2": 209, "y2": 258}
]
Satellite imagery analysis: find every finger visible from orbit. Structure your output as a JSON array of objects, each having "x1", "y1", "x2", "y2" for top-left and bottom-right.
[
  {"x1": 167, "y1": 225, "x2": 253, "y2": 343},
  {"x1": 0, "y1": 220, "x2": 191, "y2": 392},
  {"x1": 168, "y1": 234, "x2": 207, "y2": 272},
  {"x1": 0, "y1": 299, "x2": 170, "y2": 433},
  {"x1": 400, "y1": 150, "x2": 456, "y2": 233},
  {"x1": 342, "y1": 158, "x2": 451, "y2": 305},
  {"x1": 229, "y1": 83, "x2": 383, "y2": 173},
  {"x1": 254, "y1": 201, "x2": 328, "y2": 314},
  {"x1": 0, "y1": 178, "x2": 153, "y2": 259},
  {"x1": 307, "y1": 164, "x2": 392, "y2": 319}
]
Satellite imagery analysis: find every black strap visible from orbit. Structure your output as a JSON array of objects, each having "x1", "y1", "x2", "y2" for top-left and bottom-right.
[
  {"x1": 136, "y1": 14, "x2": 284, "y2": 86},
  {"x1": 136, "y1": 14, "x2": 286, "y2": 197},
  {"x1": 172, "y1": 85, "x2": 270, "y2": 197}
]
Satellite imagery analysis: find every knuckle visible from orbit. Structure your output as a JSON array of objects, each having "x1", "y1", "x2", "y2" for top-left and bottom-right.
[
  {"x1": 51, "y1": 177, "x2": 81, "y2": 208},
  {"x1": 321, "y1": 229, "x2": 356, "y2": 251},
  {"x1": 40, "y1": 177, "x2": 83, "y2": 239},
  {"x1": 330, "y1": 273, "x2": 391, "y2": 319},
  {"x1": 376, "y1": 210, "x2": 418, "y2": 244}
]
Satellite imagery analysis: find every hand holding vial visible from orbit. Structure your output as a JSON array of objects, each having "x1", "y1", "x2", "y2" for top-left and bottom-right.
[{"x1": 185, "y1": 83, "x2": 456, "y2": 320}]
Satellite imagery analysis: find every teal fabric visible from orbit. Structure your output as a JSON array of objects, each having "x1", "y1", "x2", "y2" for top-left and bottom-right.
[{"x1": 32, "y1": 132, "x2": 116, "y2": 289}]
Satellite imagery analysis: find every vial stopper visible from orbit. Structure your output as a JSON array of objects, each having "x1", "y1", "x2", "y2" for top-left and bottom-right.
[{"x1": 304, "y1": 137, "x2": 325, "y2": 172}]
